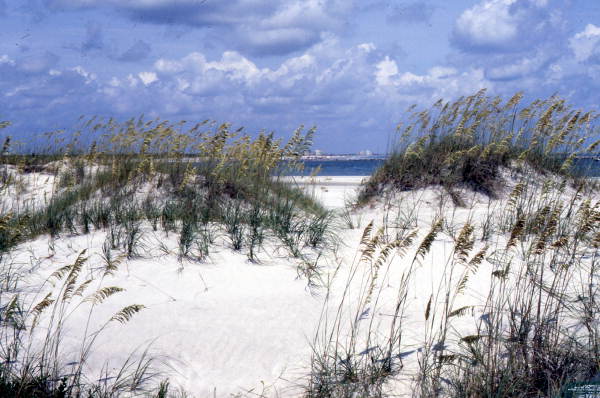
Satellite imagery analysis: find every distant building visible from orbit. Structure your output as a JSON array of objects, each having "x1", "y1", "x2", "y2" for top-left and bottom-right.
[{"x1": 314, "y1": 149, "x2": 323, "y2": 156}]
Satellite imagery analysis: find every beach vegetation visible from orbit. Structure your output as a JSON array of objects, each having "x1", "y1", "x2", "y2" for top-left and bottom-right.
[{"x1": 359, "y1": 91, "x2": 599, "y2": 204}]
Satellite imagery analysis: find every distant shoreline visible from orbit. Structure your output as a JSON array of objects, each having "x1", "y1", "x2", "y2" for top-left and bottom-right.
[{"x1": 298, "y1": 154, "x2": 387, "y2": 161}]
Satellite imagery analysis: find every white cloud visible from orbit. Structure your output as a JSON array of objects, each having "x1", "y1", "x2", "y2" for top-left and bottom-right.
[
  {"x1": 570, "y1": 24, "x2": 600, "y2": 62},
  {"x1": 375, "y1": 56, "x2": 399, "y2": 86},
  {"x1": 455, "y1": 0, "x2": 519, "y2": 48},
  {"x1": 0, "y1": 54, "x2": 14, "y2": 65},
  {"x1": 452, "y1": 0, "x2": 558, "y2": 53},
  {"x1": 71, "y1": 66, "x2": 97, "y2": 83},
  {"x1": 138, "y1": 71, "x2": 158, "y2": 85},
  {"x1": 17, "y1": 52, "x2": 60, "y2": 74},
  {"x1": 375, "y1": 64, "x2": 488, "y2": 104},
  {"x1": 485, "y1": 53, "x2": 550, "y2": 80},
  {"x1": 126, "y1": 74, "x2": 139, "y2": 88},
  {"x1": 357, "y1": 43, "x2": 376, "y2": 53},
  {"x1": 208, "y1": 52, "x2": 263, "y2": 82}
]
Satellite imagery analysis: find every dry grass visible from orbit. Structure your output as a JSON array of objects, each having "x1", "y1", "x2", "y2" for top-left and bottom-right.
[{"x1": 359, "y1": 91, "x2": 599, "y2": 204}]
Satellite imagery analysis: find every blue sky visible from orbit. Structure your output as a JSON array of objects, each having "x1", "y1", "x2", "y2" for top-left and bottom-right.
[{"x1": 1, "y1": 0, "x2": 600, "y2": 153}]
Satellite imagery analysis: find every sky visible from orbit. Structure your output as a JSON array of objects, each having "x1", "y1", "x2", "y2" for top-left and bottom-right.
[{"x1": 1, "y1": 0, "x2": 600, "y2": 153}]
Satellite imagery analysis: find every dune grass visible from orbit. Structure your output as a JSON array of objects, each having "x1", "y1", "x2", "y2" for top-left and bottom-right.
[
  {"x1": 0, "y1": 118, "x2": 332, "y2": 264},
  {"x1": 308, "y1": 92, "x2": 600, "y2": 398},
  {"x1": 1, "y1": 92, "x2": 599, "y2": 397},
  {"x1": 359, "y1": 91, "x2": 600, "y2": 204},
  {"x1": 0, "y1": 117, "x2": 333, "y2": 397}
]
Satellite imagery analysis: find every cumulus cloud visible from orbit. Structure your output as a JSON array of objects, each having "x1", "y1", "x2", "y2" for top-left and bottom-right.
[
  {"x1": 0, "y1": 41, "x2": 416, "y2": 149},
  {"x1": 139, "y1": 41, "x2": 497, "y2": 135},
  {"x1": 446, "y1": 0, "x2": 576, "y2": 90},
  {"x1": 375, "y1": 57, "x2": 490, "y2": 103},
  {"x1": 6, "y1": 0, "x2": 600, "y2": 151},
  {"x1": 138, "y1": 71, "x2": 158, "y2": 85},
  {"x1": 452, "y1": 0, "x2": 561, "y2": 53},
  {"x1": 569, "y1": 24, "x2": 600, "y2": 62}
]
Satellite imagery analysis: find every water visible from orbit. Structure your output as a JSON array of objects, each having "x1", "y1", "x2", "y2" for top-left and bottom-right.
[
  {"x1": 290, "y1": 158, "x2": 386, "y2": 176},
  {"x1": 573, "y1": 157, "x2": 600, "y2": 177},
  {"x1": 286, "y1": 157, "x2": 600, "y2": 177}
]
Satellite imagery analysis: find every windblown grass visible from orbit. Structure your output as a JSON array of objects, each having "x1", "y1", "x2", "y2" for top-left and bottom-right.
[
  {"x1": 2, "y1": 93, "x2": 599, "y2": 397},
  {"x1": 309, "y1": 92, "x2": 600, "y2": 398},
  {"x1": 0, "y1": 118, "x2": 332, "y2": 265},
  {"x1": 359, "y1": 91, "x2": 600, "y2": 204},
  {"x1": 0, "y1": 250, "x2": 158, "y2": 397},
  {"x1": 0, "y1": 116, "x2": 333, "y2": 396}
]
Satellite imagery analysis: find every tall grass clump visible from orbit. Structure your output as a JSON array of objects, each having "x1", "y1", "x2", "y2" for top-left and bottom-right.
[
  {"x1": 306, "y1": 222, "x2": 417, "y2": 397},
  {"x1": 0, "y1": 115, "x2": 335, "y2": 395},
  {"x1": 308, "y1": 188, "x2": 599, "y2": 397},
  {"x1": 360, "y1": 90, "x2": 600, "y2": 203},
  {"x1": 438, "y1": 192, "x2": 600, "y2": 398},
  {"x1": 308, "y1": 91, "x2": 599, "y2": 397},
  {"x1": 0, "y1": 250, "x2": 156, "y2": 397},
  {"x1": 0, "y1": 117, "x2": 332, "y2": 267}
]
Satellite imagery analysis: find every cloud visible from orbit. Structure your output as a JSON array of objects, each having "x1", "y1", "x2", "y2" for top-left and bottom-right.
[
  {"x1": 484, "y1": 52, "x2": 552, "y2": 81},
  {"x1": 0, "y1": 54, "x2": 106, "y2": 138},
  {"x1": 569, "y1": 24, "x2": 600, "y2": 62},
  {"x1": 45, "y1": 0, "x2": 353, "y2": 56},
  {"x1": 0, "y1": 37, "x2": 499, "y2": 151},
  {"x1": 235, "y1": 28, "x2": 320, "y2": 57},
  {"x1": 6, "y1": 2, "x2": 600, "y2": 153},
  {"x1": 387, "y1": 2, "x2": 435, "y2": 25},
  {"x1": 138, "y1": 71, "x2": 158, "y2": 85},
  {"x1": 80, "y1": 21, "x2": 103, "y2": 53},
  {"x1": 0, "y1": 41, "x2": 387, "y2": 149},
  {"x1": 16, "y1": 51, "x2": 60, "y2": 74},
  {"x1": 451, "y1": 0, "x2": 561, "y2": 53},
  {"x1": 118, "y1": 40, "x2": 152, "y2": 62},
  {"x1": 375, "y1": 57, "x2": 490, "y2": 103},
  {"x1": 586, "y1": 43, "x2": 600, "y2": 65}
]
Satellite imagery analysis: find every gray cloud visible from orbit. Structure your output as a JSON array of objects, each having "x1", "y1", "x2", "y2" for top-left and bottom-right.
[
  {"x1": 387, "y1": 2, "x2": 435, "y2": 25},
  {"x1": 117, "y1": 1, "x2": 275, "y2": 28},
  {"x1": 117, "y1": 40, "x2": 152, "y2": 62},
  {"x1": 81, "y1": 21, "x2": 103, "y2": 53},
  {"x1": 585, "y1": 41, "x2": 600, "y2": 65},
  {"x1": 484, "y1": 53, "x2": 554, "y2": 81},
  {"x1": 16, "y1": 51, "x2": 60, "y2": 74},
  {"x1": 44, "y1": 0, "x2": 351, "y2": 56},
  {"x1": 236, "y1": 28, "x2": 321, "y2": 57},
  {"x1": 0, "y1": 58, "x2": 108, "y2": 141}
]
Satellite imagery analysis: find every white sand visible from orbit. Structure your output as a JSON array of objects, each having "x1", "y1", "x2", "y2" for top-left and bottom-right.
[
  {"x1": 5, "y1": 173, "x2": 597, "y2": 396},
  {"x1": 279, "y1": 175, "x2": 367, "y2": 209}
]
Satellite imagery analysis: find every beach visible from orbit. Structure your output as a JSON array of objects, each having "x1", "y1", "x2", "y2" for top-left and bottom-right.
[
  {"x1": 1, "y1": 157, "x2": 598, "y2": 398},
  {"x1": 7, "y1": 174, "x2": 374, "y2": 396}
]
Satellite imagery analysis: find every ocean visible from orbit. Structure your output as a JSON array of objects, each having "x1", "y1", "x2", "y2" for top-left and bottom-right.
[
  {"x1": 292, "y1": 158, "x2": 386, "y2": 176},
  {"x1": 287, "y1": 157, "x2": 600, "y2": 177}
]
